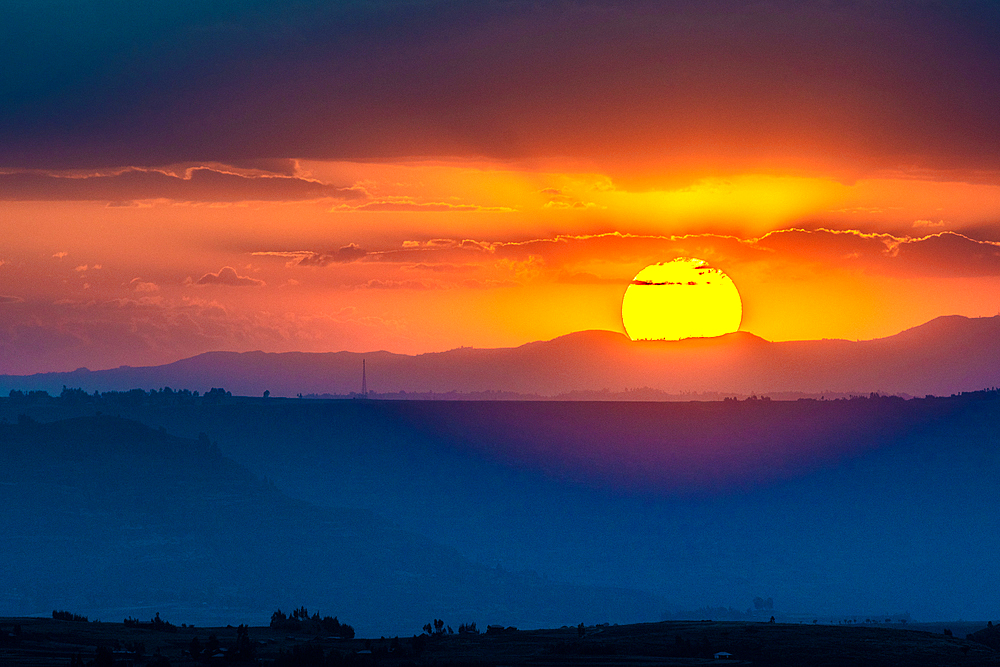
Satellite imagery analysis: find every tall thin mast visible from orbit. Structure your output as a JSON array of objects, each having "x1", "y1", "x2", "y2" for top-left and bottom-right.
[{"x1": 362, "y1": 358, "x2": 367, "y2": 397}]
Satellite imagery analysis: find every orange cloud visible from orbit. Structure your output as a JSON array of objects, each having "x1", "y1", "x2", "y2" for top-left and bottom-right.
[
  {"x1": 195, "y1": 267, "x2": 265, "y2": 287},
  {"x1": 332, "y1": 199, "x2": 515, "y2": 213}
]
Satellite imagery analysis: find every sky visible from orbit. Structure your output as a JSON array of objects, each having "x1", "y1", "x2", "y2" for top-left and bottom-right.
[{"x1": 3, "y1": 0, "x2": 1000, "y2": 374}]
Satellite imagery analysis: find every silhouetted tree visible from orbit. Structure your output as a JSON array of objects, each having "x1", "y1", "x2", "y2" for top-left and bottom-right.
[
  {"x1": 232, "y1": 624, "x2": 255, "y2": 663},
  {"x1": 52, "y1": 610, "x2": 88, "y2": 622},
  {"x1": 271, "y1": 608, "x2": 353, "y2": 637}
]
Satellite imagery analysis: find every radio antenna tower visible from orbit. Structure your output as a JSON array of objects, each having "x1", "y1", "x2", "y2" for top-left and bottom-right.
[{"x1": 362, "y1": 358, "x2": 367, "y2": 398}]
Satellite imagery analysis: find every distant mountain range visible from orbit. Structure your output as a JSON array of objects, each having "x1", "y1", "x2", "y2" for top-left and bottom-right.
[{"x1": 3, "y1": 315, "x2": 1000, "y2": 397}]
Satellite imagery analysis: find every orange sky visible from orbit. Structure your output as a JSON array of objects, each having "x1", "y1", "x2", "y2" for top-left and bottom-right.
[
  {"x1": 2, "y1": 1, "x2": 1000, "y2": 373},
  {"x1": 3, "y1": 161, "x2": 1000, "y2": 373}
]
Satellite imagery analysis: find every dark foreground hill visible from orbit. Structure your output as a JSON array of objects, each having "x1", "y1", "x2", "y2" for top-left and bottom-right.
[
  {"x1": 4, "y1": 391, "x2": 1000, "y2": 626},
  {"x1": 0, "y1": 416, "x2": 665, "y2": 635},
  {"x1": 1, "y1": 617, "x2": 997, "y2": 667},
  {"x1": 4, "y1": 315, "x2": 1000, "y2": 397}
]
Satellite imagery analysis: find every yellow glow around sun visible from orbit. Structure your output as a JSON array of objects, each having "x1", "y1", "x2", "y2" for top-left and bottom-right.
[{"x1": 621, "y1": 258, "x2": 743, "y2": 340}]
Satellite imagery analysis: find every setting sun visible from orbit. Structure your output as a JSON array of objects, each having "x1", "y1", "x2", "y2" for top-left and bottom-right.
[{"x1": 621, "y1": 258, "x2": 743, "y2": 341}]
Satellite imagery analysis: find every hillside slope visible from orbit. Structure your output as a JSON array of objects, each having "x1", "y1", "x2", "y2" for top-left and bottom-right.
[{"x1": 0, "y1": 416, "x2": 665, "y2": 635}]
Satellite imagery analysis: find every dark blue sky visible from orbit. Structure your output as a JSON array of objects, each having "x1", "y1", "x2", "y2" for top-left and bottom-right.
[{"x1": 3, "y1": 0, "x2": 1000, "y2": 175}]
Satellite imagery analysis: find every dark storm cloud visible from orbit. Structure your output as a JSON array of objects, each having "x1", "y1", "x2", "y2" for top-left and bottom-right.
[
  {"x1": 0, "y1": 167, "x2": 361, "y2": 201},
  {"x1": 2, "y1": 1, "x2": 1000, "y2": 175}
]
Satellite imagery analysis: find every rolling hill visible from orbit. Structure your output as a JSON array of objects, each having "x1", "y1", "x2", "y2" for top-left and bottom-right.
[
  {"x1": 0, "y1": 415, "x2": 665, "y2": 636},
  {"x1": 4, "y1": 391, "x2": 1000, "y2": 627}
]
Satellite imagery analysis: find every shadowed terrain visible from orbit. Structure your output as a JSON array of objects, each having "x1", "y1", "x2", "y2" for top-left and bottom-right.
[
  {"x1": 1, "y1": 617, "x2": 998, "y2": 666},
  {"x1": 0, "y1": 415, "x2": 665, "y2": 635},
  {"x1": 2, "y1": 391, "x2": 1000, "y2": 629}
]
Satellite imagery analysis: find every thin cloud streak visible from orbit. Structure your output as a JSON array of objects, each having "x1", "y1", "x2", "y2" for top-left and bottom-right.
[
  {"x1": 254, "y1": 229, "x2": 1000, "y2": 279},
  {"x1": 0, "y1": 167, "x2": 363, "y2": 202}
]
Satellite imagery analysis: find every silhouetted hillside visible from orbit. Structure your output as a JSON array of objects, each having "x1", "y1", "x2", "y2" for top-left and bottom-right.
[
  {"x1": 2, "y1": 315, "x2": 1000, "y2": 397},
  {"x1": 971, "y1": 623, "x2": 1000, "y2": 651},
  {"x1": 0, "y1": 415, "x2": 665, "y2": 635},
  {"x1": 3, "y1": 392, "x2": 1000, "y2": 625},
  {"x1": 2, "y1": 616, "x2": 998, "y2": 667}
]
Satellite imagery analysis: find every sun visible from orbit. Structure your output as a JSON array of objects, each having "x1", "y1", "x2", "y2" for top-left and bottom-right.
[{"x1": 621, "y1": 258, "x2": 743, "y2": 341}]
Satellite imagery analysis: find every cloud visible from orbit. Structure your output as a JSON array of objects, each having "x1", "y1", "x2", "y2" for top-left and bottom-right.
[
  {"x1": 359, "y1": 279, "x2": 440, "y2": 290},
  {"x1": 332, "y1": 199, "x2": 514, "y2": 212},
  {"x1": 100, "y1": 296, "x2": 164, "y2": 309},
  {"x1": 130, "y1": 278, "x2": 160, "y2": 292},
  {"x1": 913, "y1": 219, "x2": 947, "y2": 228},
  {"x1": 543, "y1": 200, "x2": 601, "y2": 210},
  {"x1": 52, "y1": 252, "x2": 68, "y2": 259},
  {"x1": 0, "y1": 295, "x2": 25, "y2": 304},
  {"x1": 393, "y1": 229, "x2": 1000, "y2": 279},
  {"x1": 258, "y1": 228, "x2": 1000, "y2": 294},
  {"x1": 0, "y1": 167, "x2": 364, "y2": 202},
  {"x1": 295, "y1": 243, "x2": 368, "y2": 266},
  {"x1": 555, "y1": 271, "x2": 628, "y2": 285},
  {"x1": 400, "y1": 263, "x2": 478, "y2": 273},
  {"x1": 195, "y1": 267, "x2": 265, "y2": 287},
  {"x1": 2, "y1": 1, "x2": 1000, "y2": 180}
]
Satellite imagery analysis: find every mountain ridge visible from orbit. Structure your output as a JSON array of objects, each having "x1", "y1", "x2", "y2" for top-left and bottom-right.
[{"x1": 3, "y1": 315, "x2": 1000, "y2": 397}]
